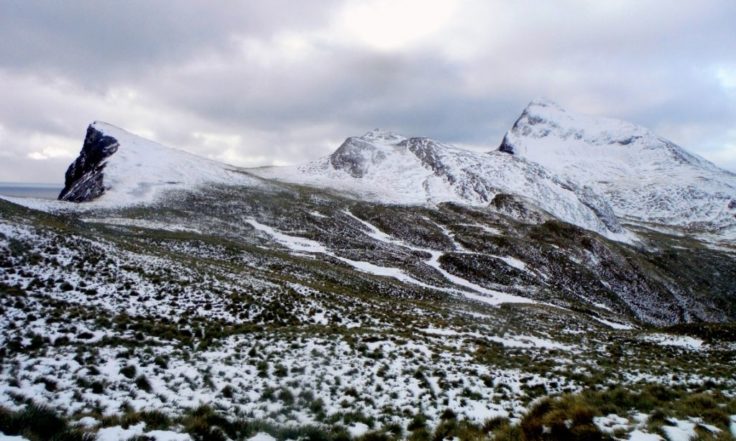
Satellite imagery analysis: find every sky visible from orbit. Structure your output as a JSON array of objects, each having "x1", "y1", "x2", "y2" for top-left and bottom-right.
[{"x1": 1, "y1": 0, "x2": 735, "y2": 184}]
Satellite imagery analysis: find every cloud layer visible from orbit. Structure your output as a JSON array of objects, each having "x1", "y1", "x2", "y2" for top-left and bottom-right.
[{"x1": 1, "y1": 0, "x2": 735, "y2": 183}]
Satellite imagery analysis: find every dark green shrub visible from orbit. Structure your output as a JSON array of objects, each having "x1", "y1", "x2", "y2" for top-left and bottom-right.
[
  {"x1": 120, "y1": 364, "x2": 137, "y2": 379},
  {"x1": 135, "y1": 375, "x2": 152, "y2": 393}
]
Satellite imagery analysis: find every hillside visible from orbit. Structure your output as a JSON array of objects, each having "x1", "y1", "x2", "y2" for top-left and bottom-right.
[{"x1": 1, "y1": 114, "x2": 735, "y2": 441}]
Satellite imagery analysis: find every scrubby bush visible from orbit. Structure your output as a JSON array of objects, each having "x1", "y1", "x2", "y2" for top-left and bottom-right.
[{"x1": 120, "y1": 364, "x2": 137, "y2": 379}]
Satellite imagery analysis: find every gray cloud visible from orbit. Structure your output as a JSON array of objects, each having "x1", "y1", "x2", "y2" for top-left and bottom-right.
[{"x1": 1, "y1": 0, "x2": 735, "y2": 184}]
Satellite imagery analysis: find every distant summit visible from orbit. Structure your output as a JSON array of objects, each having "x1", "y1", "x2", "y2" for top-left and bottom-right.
[{"x1": 497, "y1": 100, "x2": 736, "y2": 232}]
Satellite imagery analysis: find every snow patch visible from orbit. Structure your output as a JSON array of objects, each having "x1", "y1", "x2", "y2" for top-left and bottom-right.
[
  {"x1": 661, "y1": 418, "x2": 696, "y2": 441},
  {"x1": 246, "y1": 218, "x2": 327, "y2": 254},
  {"x1": 594, "y1": 317, "x2": 635, "y2": 330},
  {"x1": 486, "y1": 334, "x2": 573, "y2": 351},
  {"x1": 96, "y1": 423, "x2": 146, "y2": 441},
  {"x1": 246, "y1": 433, "x2": 277, "y2": 441},
  {"x1": 628, "y1": 430, "x2": 663, "y2": 441},
  {"x1": 594, "y1": 414, "x2": 629, "y2": 433},
  {"x1": 421, "y1": 327, "x2": 461, "y2": 336},
  {"x1": 347, "y1": 423, "x2": 370, "y2": 438},
  {"x1": 0, "y1": 434, "x2": 30, "y2": 441},
  {"x1": 641, "y1": 334, "x2": 704, "y2": 350}
]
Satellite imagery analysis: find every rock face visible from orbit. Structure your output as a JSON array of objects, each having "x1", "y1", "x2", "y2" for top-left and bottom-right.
[{"x1": 58, "y1": 124, "x2": 119, "y2": 202}]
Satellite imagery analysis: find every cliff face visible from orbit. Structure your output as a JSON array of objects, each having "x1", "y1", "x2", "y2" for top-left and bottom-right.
[{"x1": 58, "y1": 124, "x2": 119, "y2": 202}]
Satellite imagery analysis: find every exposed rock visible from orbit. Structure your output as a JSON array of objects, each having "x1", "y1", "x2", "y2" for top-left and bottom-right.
[
  {"x1": 58, "y1": 124, "x2": 119, "y2": 202},
  {"x1": 329, "y1": 137, "x2": 386, "y2": 178},
  {"x1": 498, "y1": 133, "x2": 515, "y2": 154},
  {"x1": 489, "y1": 193, "x2": 551, "y2": 224}
]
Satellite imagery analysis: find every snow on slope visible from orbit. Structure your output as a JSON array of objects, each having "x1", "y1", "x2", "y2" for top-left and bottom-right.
[
  {"x1": 254, "y1": 129, "x2": 630, "y2": 240},
  {"x1": 58, "y1": 122, "x2": 257, "y2": 208},
  {"x1": 498, "y1": 99, "x2": 736, "y2": 233}
]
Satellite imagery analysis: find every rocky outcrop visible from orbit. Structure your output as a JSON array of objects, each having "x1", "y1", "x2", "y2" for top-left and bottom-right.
[
  {"x1": 58, "y1": 124, "x2": 119, "y2": 202},
  {"x1": 329, "y1": 137, "x2": 385, "y2": 178},
  {"x1": 497, "y1": 133, "x2": 515, "y2": 154}
]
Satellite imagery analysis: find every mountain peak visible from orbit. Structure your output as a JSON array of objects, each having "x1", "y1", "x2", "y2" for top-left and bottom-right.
[
  {"x1": 57, "y1": 122, "x2": 252, "y2": 206},
  {"x1": 496, "y1": 102, "x2": 736, "y2": 231},
  {"x1": 499, "y1": 99, "x2": 657, "y2": 155},
  {"x1": 360, "y1": 128, "x2": 406, "y2": 144},
  {"x1": 526, "y1": 97, "x2": 566, "y2": 111}
]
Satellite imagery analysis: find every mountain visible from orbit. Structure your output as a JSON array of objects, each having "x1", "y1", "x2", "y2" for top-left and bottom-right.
[
  {"x1": 1, "y1": 113, "x2": 735, "y2": 440},
  {"x1": 57, "y1": 122, "x2": 256, "y2": 207},
  {"x1": 497, "y1": 99, "x2": 736, "y2": 234},
  {"x1": 253, "y1": 129, "x2": 629, "y2": 241}
]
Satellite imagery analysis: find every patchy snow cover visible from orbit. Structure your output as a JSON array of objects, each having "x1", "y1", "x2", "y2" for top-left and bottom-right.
[
  {"x1": 0, "y1": 434, "x2": 30, "y2": 441},
  {"x1": 246, "y1": 433, "x2": 277, "y2": 441},
  {"x1": 458, "y1": 223, "x2": 503, "y2": 235},
  {"x1": 641, "y1": 334, "x2": 704, "y2": 350},
  {"x1": 246, "y1": 218, "x2": 327, "y2": 254},
  {"x1": 253, "y1": 129, "x2": 632, "y2": 241},
  {"x1": 421, "y1": 327, "x2": 461, "y2": 336},
  {"x1": 628, "y1": 430, "x2": 663, "y2": 441},
  {"x1": 75, "y1": 416, "x2": 98, "y2": 428},
  {"x1": 96, "y1": 423, "x2": 146, "y2": 441},
  {"x1": 496, "y1": 255, "x2": 526, "y2": 271},
  {"x1": 347, "y1": 423, "x2": 370, "y2": 438},
  {"x1": 247, "y1": 215, "x2": 538, "y2": 306},
  {"x1": 661, "y1": 418, "x2": 697, "y2": 441},
  {"x1": 486, "y1": 334, "x2": 573, "y2": 351},
  {"x1": 96, "y1": 424, "x2": 191, "y2": 441},
  {"x1": 146, "y1": 431, "x2": 193, "y2": 441},
  {"x1": 594, "y1": 414, "x2": 629, "y2": 434},
  {"x1": 81, "y1": 217, "x2": 202, "y2": 233},
  {"x1": 594, "y1": 317, "x2": 635, "y2": 330},
  {"x1": 499, "y1": 99, "x2": 736, "y2": 234}
]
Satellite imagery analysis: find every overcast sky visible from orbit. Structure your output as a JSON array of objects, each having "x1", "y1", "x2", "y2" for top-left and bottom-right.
[{"x1": 1, "y1": 0, "x2": 735, "y2": 183}]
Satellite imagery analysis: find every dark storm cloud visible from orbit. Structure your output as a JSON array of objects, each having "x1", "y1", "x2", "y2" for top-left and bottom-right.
[{"x1": 1, "y1": 0, "x2": 735, "y2": 183}]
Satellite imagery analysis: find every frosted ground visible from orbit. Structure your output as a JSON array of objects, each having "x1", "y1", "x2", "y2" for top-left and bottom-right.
[{"x1": 2, "y1": 186, "x2": 736, "y2": 440}]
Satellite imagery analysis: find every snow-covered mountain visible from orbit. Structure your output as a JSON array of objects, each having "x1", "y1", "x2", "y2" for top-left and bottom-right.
[
  {"x1": 497, "y1": 99, "x2": 736, "y2": 233},
  {"x1": 254, "y1": 129, "x2": 628, "y2": 240},
  {"x1": 50, "y1": 105, "x2": 736, "y2": 241},
  {"x1": 3, "y1": 113, "x2": 736, "y2": 439},
  {"x1": 57, "y1": 122, "x2": 256, "y2": 207}
]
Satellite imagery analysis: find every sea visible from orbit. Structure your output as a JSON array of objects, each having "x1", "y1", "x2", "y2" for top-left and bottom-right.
[{"x1": 0, "y1": 183, "x2": 61, "y2": 200}]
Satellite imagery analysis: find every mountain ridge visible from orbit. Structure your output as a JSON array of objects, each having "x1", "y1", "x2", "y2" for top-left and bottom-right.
[
  {"x1": 31, "y1": 100, "x2": 736, "y2": 244},
  {"x1": 256, "y1": 130, "x2": 629, "y2": 240}
]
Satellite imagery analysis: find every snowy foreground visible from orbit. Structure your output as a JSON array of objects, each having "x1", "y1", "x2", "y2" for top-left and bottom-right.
[{"x1": 2, "y1": 184, "x2": 736, "y2": 441}]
